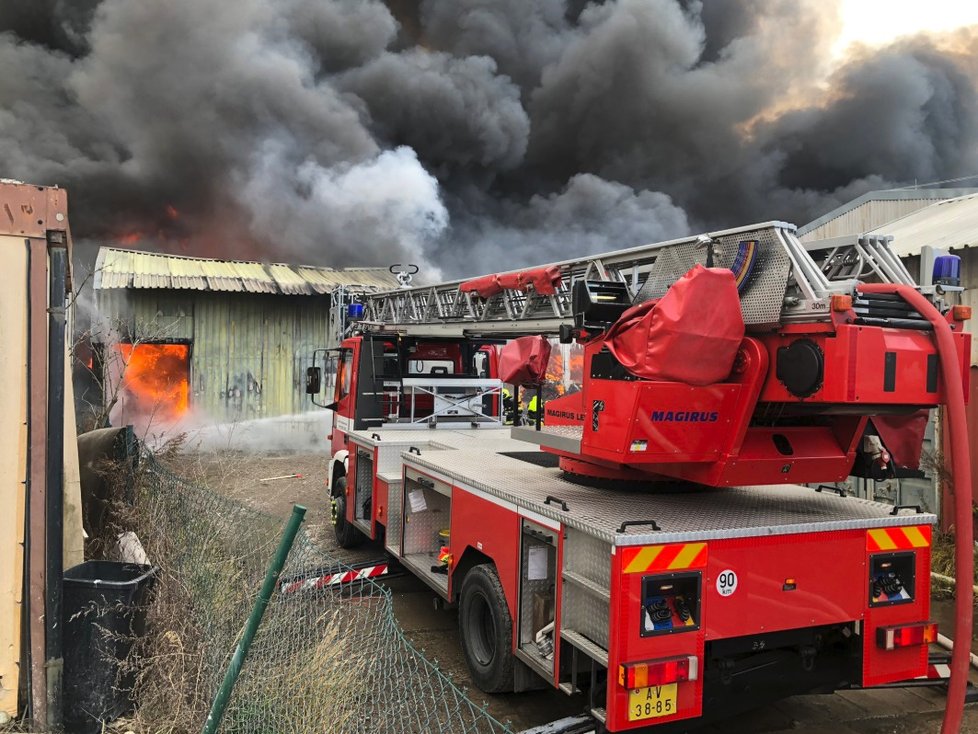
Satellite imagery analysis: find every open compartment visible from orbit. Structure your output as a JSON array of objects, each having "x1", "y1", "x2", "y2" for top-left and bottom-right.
[
  {"x1": 869, "y1": 551, "x2": 916, "y2": 606},
  {"x1": 352, "y1": 446, "x2": 374, "y2": 533},
  {"x1": 400, "y1": 468, "x2": 452, "y2": 593},
  {"x1": 517, "y1": 519, "x2": 558, "y2": 680},
  {"x1": 639, "y1": 572, "x2": 701, "y2": 637}
]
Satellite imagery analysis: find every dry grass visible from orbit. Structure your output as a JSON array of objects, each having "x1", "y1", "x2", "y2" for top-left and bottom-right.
[
  {"x1": 74, "y1": 442, "x2": 511, "y2": 734},
  {"x1": 932, "y1": 530, "x2": 978, "y2": 584},
  {"x1": 115, "y1": 446, "x2": 376, "y2": 734},
  {"x1": 99, "y1": 440, "x2": 210, "y2": 734}
]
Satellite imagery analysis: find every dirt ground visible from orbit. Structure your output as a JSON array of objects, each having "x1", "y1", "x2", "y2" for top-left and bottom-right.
[
  {"x1": 185, "y1": 451, "x2": 336, "y2": 545},
  {"x1": 191, "y1": 450, "x2": 978, "y2": 733}
]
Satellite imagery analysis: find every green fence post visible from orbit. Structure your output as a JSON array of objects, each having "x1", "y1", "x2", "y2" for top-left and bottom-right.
[{"x1": 201, "y1": 504, "x2": 307, "y2": 734}]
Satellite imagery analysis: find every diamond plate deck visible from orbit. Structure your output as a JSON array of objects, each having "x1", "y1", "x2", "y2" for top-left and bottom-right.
[
  {"x1": 511, "y1": 425, "x2": 583, "y2": 453},
  {"x1": 402, "y1": 449, "x2": 936, "y2": 546},
  {"x1": 348, "y1": 427, "x2": 524, "y2": 452}
]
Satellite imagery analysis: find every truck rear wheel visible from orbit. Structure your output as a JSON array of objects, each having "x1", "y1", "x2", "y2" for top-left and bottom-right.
[
  {"x1": 459, "y1": 563, "x2": 515, "y2": 693},
  {"x1": 331, "y1": 477, "x2": 364, "y2": 549}
]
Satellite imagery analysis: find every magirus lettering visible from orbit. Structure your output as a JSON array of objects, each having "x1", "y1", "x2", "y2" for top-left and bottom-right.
[
  {"x1": 546, "y1": 408, "x2": 586, "y2": 422},
  {"x1": 651, "y1": 410, "x2": 719, "y2": 423}
]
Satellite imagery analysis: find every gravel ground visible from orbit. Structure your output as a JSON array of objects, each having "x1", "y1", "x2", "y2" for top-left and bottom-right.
[{"x1": 189, "y1": 449, "x2": 978, "y2": 733}]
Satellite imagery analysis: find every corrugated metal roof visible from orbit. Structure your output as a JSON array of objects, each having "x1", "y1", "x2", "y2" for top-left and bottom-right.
[
  {"x1": 868, "y1": 194, "x2": 978, "y2": 257},
  {"x1": 94, "y1": 247, "x2": 401, "y2": 294}
]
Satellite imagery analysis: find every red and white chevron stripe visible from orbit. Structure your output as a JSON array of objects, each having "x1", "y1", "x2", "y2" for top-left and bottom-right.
[
  {"x1": 917, "y1": 662, "x2": 951, "y2": 680},
  {"x1": 280, "y1": 563, "x2": 390, "y2": 594}
]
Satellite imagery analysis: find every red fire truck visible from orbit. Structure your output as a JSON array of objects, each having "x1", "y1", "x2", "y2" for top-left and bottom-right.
[{"x1": 306, "y1": 222, "x2": 972, "y2": 732}]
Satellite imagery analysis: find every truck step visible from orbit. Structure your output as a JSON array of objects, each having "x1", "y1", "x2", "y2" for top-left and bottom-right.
[
  {"x1": 561, "y1": 629, "x2": 609, "y2": 667},
  {"x1": 562, "y1": 570, "x2": 610, "y2": 601},
  {"x1": 857, "y1": 650, "x2": 978, "y2": 702}
]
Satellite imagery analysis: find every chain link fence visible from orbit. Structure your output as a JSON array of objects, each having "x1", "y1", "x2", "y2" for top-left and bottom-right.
[{"x1": 128, "y1": 453, "x2": 514, "y2": 734}]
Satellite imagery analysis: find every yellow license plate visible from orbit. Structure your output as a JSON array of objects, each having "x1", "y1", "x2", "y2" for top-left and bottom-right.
[{"x1": 628, "y1": 683, "x2": 678, "y2": 721}]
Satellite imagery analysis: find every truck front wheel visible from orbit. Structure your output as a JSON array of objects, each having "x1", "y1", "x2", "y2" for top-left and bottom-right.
[
  {"x1": 330, "y1": 477, "x2": 364, "y2": 549},
  {"x1": 459, "y1": 563, "x2": 515, "y2": 693}
]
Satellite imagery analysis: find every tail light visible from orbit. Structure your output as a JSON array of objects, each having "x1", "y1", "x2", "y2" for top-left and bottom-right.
[
  {"x1": 618, "y1": 655, "x2": 698, "y2": 688},
  {"x1": 876, "y1": 622, "x2": 937, "y2": 651}
]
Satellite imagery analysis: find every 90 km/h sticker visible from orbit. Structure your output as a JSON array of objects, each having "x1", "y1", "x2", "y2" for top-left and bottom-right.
[{"x1": 717, "y1": 569, "x2": 738, "y2": 596}]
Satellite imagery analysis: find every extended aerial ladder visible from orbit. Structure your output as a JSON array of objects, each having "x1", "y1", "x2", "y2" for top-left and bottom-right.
[{"x1": 358, "y1": 221, "x2": 922, "y2": 337}]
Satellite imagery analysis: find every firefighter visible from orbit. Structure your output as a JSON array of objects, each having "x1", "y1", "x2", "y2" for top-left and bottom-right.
[
  {"x1": 502, "y1": 386, "x2": 515, "y2": 425},
  {"x1": 525, "y1": 390, "x2": 541, "y2": 424}
]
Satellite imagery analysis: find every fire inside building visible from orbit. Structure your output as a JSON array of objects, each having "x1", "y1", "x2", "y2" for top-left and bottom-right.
[{"x1": 88, "y1": 247, "x2": 400, "y2": 430}]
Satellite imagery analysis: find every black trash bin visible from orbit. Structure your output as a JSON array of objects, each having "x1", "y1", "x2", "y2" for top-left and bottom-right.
[{"x1": 63, "y1": 561, "x2": 158, "y2": 734}]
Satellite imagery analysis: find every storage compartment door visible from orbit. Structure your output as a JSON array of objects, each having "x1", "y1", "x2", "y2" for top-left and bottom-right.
[{"x1": 517, "y1": 519, "x2": 558, "y2": 682}]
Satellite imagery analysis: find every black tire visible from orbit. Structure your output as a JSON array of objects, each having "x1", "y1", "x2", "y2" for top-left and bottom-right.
[
  {"x1": 458, "y1": 563, "x2": 515, "y2": 693},
  {"x1": 331, "y1": 476, "x2": 364, "y2": 549}
]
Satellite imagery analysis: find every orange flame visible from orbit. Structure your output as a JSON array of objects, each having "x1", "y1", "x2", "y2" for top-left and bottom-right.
[
  {"x1": 545, "y1": 347, "x2": 585, "y2": 396},
  {"x1": 113, "y1": 343, "x2": 190, "y2": 423},
  {"x1": 117, "y1": 231, "x2": 144, "y2": 245}
]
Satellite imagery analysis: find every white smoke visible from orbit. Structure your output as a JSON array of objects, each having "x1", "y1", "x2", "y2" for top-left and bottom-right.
[{"x1": 238, "y1": 144, "x2": 449, "y2": 276}]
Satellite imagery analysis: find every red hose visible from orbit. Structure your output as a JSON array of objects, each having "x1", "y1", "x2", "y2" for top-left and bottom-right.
[{"x1": 860, "y1": 284, "x2": 972, "y2": 734}]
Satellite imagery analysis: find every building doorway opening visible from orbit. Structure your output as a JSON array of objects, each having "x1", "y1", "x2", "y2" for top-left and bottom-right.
[{"x1": 109, "y1": 342, "x2": 191, "y2": 430}]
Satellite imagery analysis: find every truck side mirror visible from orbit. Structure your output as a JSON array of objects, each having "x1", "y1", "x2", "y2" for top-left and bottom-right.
[{"x1": 305, "y1": 366, "x2": 322, "y2": 395}]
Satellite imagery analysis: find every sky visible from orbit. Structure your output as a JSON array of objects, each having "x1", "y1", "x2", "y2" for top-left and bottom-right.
[{"x1": 837, "y1": 0, "x2": 978, "y2": 56}]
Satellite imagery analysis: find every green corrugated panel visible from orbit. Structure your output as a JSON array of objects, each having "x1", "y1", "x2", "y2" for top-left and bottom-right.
[
  {"x1": 99, "y1": 289, "x2": 334, "y2": 421},
  {"x1": 167, "y1": 255, "x2": 207, "y2": 290},
  {"x1": 94, "y1": 288, "x2": 134, "y2": 337},
  {"x1": 200, "y1": 259, "x2": 242, "y2": 291},
  {"x1": 228, "y1": 262, "x2": 276, "y2": 294},
  {"x1": 294, "y1": 266, "x2": 400, "y2": 291},
  {"x1": 97, "y1": 246, "x2": 401, "y2": 293},
  {"x1": 191, "y1": 293, "x2": 232, "y2": 421},
  {"x1": 231, "y1": 294, "x2": 266, "y2": 420},
  {"x1": 267, "y1": 264, "x2": 312, "y2": 296},
  {"x1": 261, "y1": 299, "x2": 288, "y2": 417},
  {"x1": 292, "y1": 297, "x2": 331, "y2": 414},
  {"x1": 125, "y1": 292, "x2": 192, "y2": 341}
]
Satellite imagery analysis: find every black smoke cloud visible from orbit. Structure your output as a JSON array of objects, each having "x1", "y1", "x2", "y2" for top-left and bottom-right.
[{"x1": 2, "y1": 0, "x2": 977, "y2": 278}]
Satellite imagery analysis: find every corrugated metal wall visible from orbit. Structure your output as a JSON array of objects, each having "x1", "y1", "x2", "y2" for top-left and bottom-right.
[
  {"x1": 96, "y1": 289, "x2": 332, "y2": 420},
  {"x1": 800, "y1": 199, "x2": 941, "y2": 241},
  {"x1": 905, "y1": 251, "x2": 978, "y2": 366},
  {"x1": 953, "y1": 249, "x2": 978, "y2": 366}
]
